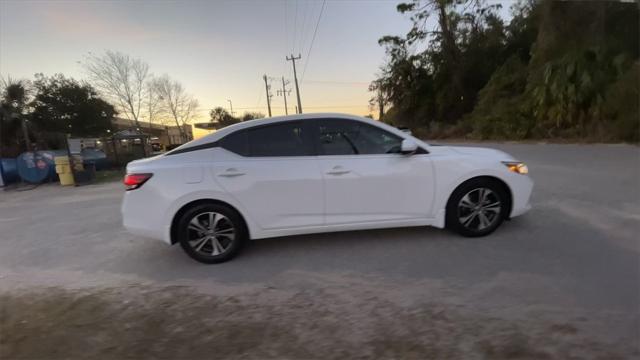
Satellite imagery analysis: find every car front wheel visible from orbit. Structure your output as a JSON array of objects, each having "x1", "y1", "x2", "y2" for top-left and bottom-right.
[
  {"x1": 446, "y1": 179, "x2": 508, "y2": 237},
  {"x1": 177, "y1": 203, "x2": 247, "y2": 264}
]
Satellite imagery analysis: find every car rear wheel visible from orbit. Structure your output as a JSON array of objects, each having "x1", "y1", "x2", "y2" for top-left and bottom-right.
[
  {"x1": 177, "y1": 203, "x2": 247, "y2": 263},
  {"x1": 446, "y1": 179, "x2": 508, "y2": 237}
]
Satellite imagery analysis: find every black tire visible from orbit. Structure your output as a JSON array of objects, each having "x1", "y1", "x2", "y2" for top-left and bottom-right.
[
  {"x1": 445, "y1": 178, "x2": 508, "y2": 237},
  {"x1": 177, "y1": 203, "x2": 248, "y2": 264}
]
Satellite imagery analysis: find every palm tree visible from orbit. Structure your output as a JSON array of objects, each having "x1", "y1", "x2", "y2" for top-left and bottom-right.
[{"x1": 1, "y1": 77, "x2": 32, "y2": 152}]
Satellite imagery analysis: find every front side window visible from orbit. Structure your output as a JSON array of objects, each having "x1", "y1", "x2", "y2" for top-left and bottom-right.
[{"x1": 316, "y1": 119, "x2": 403, "y2": 155}]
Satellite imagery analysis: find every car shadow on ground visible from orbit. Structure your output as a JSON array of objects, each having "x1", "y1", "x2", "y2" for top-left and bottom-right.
[{"x1": 118, "y1": 216, "x2": 537, "y2": 284}]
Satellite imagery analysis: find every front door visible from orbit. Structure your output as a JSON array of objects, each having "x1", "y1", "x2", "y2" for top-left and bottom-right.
[{"x1": 313, "y1": 118, "x2": 434, "y2": 225}]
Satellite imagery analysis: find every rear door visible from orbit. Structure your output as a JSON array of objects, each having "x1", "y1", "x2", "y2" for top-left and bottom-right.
[
  {"x1": 212, "y1": 120, "x2": 324, "y2": 230},
  {"x1": 313, "y1": 118, "x2": 435, "y2": 225}
]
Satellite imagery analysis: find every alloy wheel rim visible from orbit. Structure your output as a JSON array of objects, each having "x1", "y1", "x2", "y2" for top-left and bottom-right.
[
  {"x1": 457, "y1": 188, "x2": 501, "y2": 231},
  {"x1": 187, "y1": 212, "x2": 235, "y2": 256}
]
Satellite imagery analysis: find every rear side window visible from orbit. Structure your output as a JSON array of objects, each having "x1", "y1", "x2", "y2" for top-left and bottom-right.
[
  {"x1": 316, "y1": 119, "x2": 403, "y2": 155},
  {"x1": 219, "y1": 130, "x2": 248, "y2": 156},
  {"x1": 248, "y1": 121, "x2": 311, "y2": 157},
  {"x1": 219, "y1": 121, "x2": 312, "y2": 157}
]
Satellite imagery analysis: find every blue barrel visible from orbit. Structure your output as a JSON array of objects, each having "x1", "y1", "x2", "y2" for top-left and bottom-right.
[
  {"x1": 16, "y1": 151, "x2": 58, "y2": 184},
  {"x1": 0, "y1": 158, "x2": 19, "y2": 185}
]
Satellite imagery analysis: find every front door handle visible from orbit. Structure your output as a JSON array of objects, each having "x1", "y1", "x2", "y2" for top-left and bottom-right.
[
  {"x1": 326, "y1": 166, "x2": 350, "y2": 175},
  {"x1": 218, "y1": 168, "x2": 245, "y2": 177}
]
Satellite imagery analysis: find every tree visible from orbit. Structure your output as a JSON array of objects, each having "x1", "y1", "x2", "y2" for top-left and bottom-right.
[
  {"x1": 1, "y1": 77, "x2": 32, "y2": 152},
  {"x1": 372, "y1": 0, "x2": 508, "y2": 126},
  {"x1": 30, "y1": 74, "x2": 115, "y2": 137},
  {"x1": 241, "y1": 112, "x2": 265, "y2": 121},
  {"x1": 82, "y1": 51, "x2": 151, "y2": 128},
  {"x1": 145, "y1": 79, "x2": 163, "y2": 125},
  {"x1": 209, "y1": 107, "x2": 239, "y2": 128},
  {"x1": 151, "y1": 75, "x2": 198, "y2": 141},
  {"x1": 368, "y1": 79, "x2": 388, "y2": 120}
]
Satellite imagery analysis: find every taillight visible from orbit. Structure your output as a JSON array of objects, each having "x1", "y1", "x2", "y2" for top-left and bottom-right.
[{"x1": 123, "y1": 173, "x2": 153, "y2": 191}]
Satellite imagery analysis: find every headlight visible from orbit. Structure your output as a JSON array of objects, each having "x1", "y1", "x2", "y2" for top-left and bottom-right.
[{"x1": 502, "y1": 161, "x2": 529, "y2": 175}]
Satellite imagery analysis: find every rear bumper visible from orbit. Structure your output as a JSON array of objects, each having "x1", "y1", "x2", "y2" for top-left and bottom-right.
[{"x1": 121, "y1": 191, "x2": 172, "y2": 244}]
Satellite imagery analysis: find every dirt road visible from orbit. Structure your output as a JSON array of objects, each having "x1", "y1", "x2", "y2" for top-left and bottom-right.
[{"x1": 1, "y1": 143, "x2": 638, "y2": 359}]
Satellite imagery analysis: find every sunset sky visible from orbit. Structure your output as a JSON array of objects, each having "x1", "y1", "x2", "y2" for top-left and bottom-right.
[{"x1": 0, "y1": 0, "x2": 509, "y2": 137}]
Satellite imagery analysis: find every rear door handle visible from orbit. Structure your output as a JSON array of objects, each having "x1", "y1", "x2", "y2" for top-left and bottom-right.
[{"x1": 218, "y1": 168, "x2": 245, "y2": 177}]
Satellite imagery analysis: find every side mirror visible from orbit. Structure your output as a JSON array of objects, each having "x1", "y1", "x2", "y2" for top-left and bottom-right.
[{"x1": 401, "y1": 139, "x2": 418, "y2": 154}]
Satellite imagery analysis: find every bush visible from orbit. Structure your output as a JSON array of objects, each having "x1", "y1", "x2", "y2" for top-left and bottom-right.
[{"x1": 603, "y1": 62, "x2": 640, "y2": 142}]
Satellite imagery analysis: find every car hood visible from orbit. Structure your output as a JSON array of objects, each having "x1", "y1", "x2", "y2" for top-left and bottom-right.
[{"x1": 440, "y1": 145, "x2": 516, "y2": 161}]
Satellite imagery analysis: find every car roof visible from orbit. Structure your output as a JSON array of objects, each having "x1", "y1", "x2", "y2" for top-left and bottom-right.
[{"x1": 168, "y1": 113, "x2": 412, "y2": 154}]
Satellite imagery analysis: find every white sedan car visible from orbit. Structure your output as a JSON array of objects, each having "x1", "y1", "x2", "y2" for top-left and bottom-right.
[{"x1": 122, "y1": 113, "x2": 532, "y2": 263}]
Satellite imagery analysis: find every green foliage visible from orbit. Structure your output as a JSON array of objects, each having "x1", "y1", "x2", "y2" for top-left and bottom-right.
[
  {"x1": 529, "y1": 50, "x2": 626, "y2": 137},
  {"x1": 241, "y1": 112, "x2": 265, "y2": 121},
  {"x1": 210, "y1": 108, "x2": 265, "y2": 128},
  {"x1": 374, "y1": 0, "x2": 515, "y2": 126},
  {"x1": 31, "y1": 73, "x2": 115, "y2": 137},
  {"x1": 0, "y1": 78, "x2": 32, "y2": 154},
  {"x1": 602, "y1": 62, "x2": 640, "y2": 142},
  {"x1": 209, "y1": 107, "x2": 239, "y2": 128},
  {"x1": 375, "y1": 0, "x2": 639, "y2": 142},
  {"x1": 466, "y1": 55, "x2": 534, "y2": 139}
]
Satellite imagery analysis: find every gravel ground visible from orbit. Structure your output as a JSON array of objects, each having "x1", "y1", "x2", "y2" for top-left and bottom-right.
[{"x1": 0, "y1": 143, "x2": 638, "y2": 359}]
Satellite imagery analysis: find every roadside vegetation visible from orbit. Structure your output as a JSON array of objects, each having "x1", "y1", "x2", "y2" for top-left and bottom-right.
[
  {"x1": 372, "y1": 0, "x2": 639, "y2": 142},
  {"x1": 209, "y1": 107, "x2": 266, "y2": 128},
  {"x1": 0, "y1": 51, "x2": 201, "y2": 157}
]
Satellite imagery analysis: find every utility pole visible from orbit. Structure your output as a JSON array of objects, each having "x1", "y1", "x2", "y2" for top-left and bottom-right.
[
  {"x1": 263, "y1": 74, "x2": 272, "y2": 117},
  {"x1": 277, "y1": 77, "x2": 291, "y2": 115},
  {"x1": 226, "y1": 99, "x2": 234, "y2": 116},
  {"x1": 286, "y1": 54, "x2": 303, "y2": 114}
]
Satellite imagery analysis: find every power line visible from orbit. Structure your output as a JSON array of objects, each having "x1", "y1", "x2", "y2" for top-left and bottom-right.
[
  {"x1": 197, "y1": 104, "x2": 366, "y2": 111},
  {"x1": 303, "y1": 80, "x2": 370, "y2": 85},
  {"x1": 301, "y1": 0, "x2": 326, "y2": 82},
  {"x1": 197, "y1": 106, "x2": 278, "y2": 112},
  {"x1": 292, "y1": 0, "x2": 298, "y2": 51},
  {"x1": 284, "y1": 0, "x2": 288, "y2": 57},
  {"x1": 297, "y1": 0, "x2": 310, "y2": 53},
  {"x1": 303, "y1": 105, "x2": 367, "y2": 109}
]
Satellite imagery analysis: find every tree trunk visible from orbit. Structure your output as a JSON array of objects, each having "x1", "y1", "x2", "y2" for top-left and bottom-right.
[
  {"x1": 437, "y1": 0, "x2": 464, "y2": 121},
  {"x1": 378, "y1": 91, "x2": 385, "y2": 120},
  {"x1": 21, "y1": 117, "x2": 31, "y2": 152}
]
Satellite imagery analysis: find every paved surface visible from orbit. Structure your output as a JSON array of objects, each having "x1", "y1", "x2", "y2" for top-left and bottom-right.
[{"x1": 1, "y1": 143, "x2": 638, "y2": 358}]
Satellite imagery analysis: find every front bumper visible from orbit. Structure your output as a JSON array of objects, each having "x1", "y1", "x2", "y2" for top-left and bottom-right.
[{"x1": 509, "y1": 174, "x2": 533, "y2": 218}]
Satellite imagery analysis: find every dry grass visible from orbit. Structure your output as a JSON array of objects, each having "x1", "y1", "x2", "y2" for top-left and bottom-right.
[{"x1": 1, "y1": 285, "x2": 636, "y2": 360}]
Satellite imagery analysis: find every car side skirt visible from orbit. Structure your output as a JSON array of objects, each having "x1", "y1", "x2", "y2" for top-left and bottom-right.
[{"x1": 250, "y1": 217, "x2": 442, "y2": 240}]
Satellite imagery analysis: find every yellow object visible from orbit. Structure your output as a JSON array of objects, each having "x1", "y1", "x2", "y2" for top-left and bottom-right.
[
  {"x1": 54, "y1": 156, "x2": 75, "y2": 186},
  {"x1": 54, "y1": 156, "x2": 69, "y2": 165}
]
